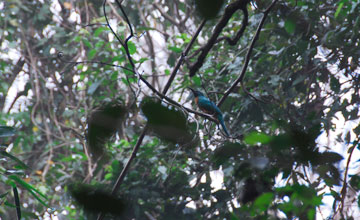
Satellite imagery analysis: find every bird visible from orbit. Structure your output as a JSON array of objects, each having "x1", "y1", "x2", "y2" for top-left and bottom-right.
[{"x1": 188, "y1": 88, "x2": 230, "y2": 137}]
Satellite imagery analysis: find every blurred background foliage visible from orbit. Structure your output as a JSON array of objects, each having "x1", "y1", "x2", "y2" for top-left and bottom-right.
[{"x1": 0, "y1": 0, "x2": 360, "y2": 219}]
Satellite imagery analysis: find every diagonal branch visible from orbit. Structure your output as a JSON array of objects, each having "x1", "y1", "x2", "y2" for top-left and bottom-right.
[
  {"x1": 162, "y1": 19, "x2": 206, "y2": 94},
  {"x1": 217, "y1": 0, "x2": 278, "y2": 107},
  {"x1": 189, "y1": 0, "x2": 251, "y2": 77},
  {"x1": 153, "y1": 3, "x2": 180, "y2": 27}
]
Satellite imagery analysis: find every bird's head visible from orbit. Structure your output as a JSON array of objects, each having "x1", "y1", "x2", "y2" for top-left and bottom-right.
[{"x1": 188, "y1": 87, "x2": 204, "y2": 97}]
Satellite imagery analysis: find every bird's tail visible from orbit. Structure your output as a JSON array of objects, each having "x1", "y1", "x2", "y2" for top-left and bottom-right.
[{"x1": 217, "y1": 114, "x2": 230, "y2": 137}]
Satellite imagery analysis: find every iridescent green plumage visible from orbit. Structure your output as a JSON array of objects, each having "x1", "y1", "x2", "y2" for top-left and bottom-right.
[{"x1": 188, "y1": 88, "x2": 229, "y2": 136}]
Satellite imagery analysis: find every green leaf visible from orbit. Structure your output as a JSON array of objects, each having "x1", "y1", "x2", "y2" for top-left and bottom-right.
[
  {"x1": 167, "y1": 53, "x2": 176, "y2": 66},
  {"x1": 176, "y1": 33, "x2": 191, "y2": 43},
  {"x1": 77, "y1": 64, "x2": 83, "y2": 70},
  {"x1": 110, "y1": 72, "x2": 119, "y2": 81},
  {"x1": 230, "y1": 213, "x2": 240, "y2": 220},
  {"x1": 82, "y1": 39, "x2": 92, "y2": 48},
  {"x1": 94, "y1": 27, "x2": 107, "y2": 37},
  {"x1": 74, "y1": 35, "x2": 82, "y2": 42},
  {"x1": 112, "y1": 55, "x2": 126, "y2": 63},
  {"x1": 253, "y1": 192, "x2": 274, "y2": 212},
  {"x1": 244, "y1": 132, "x2": 271, "y2": 145},
  {"x1": 318, "y1": 152, "x2": 344, "y2": 164},
  {"x1": 335, "y1": 2, "x2": 344, "y2": 18},
  {"x1": 307, "y1": 208, "x2": 316, "y2": 220},
  {"x1": 121, "y1": 77, "x2": 129, "y2": 86},
  {"x1": 350, "y1": 175, "x2": 360, "y2": 191},
  {"x1": 0, "y1": 126, "x2": 16, "y2": 137},
  {"x1": 137, "y1": 57, "x2": 148, "y2": 64},
  {"x1": 284, "y1": 19, "x2": 296, "y2": 34},
  {"x1": 87, "y1": 79, "x2": 104, "y2": 95},
  {"x1": 123, "y1": 65, "x2": 133, "y2": 75},
  {"x1": 88, "y1": 49, "x2": 97, "y2": 59},
  {"x1": 127, "y1": 41, "x2": 137, "y2": 55},
  {"x1": 104, "y1": 173, "x2": 112, "y2": 180},
  {"x1": 345, "y1": 131, "x2": 351, "y2": 144},
  {"x1": 0, "y1": 151, "x2": 30, "y2": 169},
  {"x1": 13, "y1": 186, "x2": 21, "y2": 220},
  {"x1": 330, "y1": 76, "x2": 340, "y2": 93},
  {"x1": 8, "y1": 175, "x2": 48, "y2": 207},
  {"x1": 95, "y1": 40, "x2": 105, "y2": 48},
  {"x1": 168, "y1": 46, "x2": 182, "y2": 53},
  {"x1": 4, "y1": 201, "x2": 17, "y2": 208},
  {"x1": 0, "y1": 192, "x2": 8, "y2": 198},
  {"x1": 140, "y1": 97, "x2": 193, "y2": 144},
  {"x1": 192, "y1": 76, "x2": 201, "y2": 86},
  {"x1": 136, "y1": 26, "x2": 157, "y2": 32},
  {"x1": 354, "y1": 124, "x2": 360, "y2": 136},
  {"x1": 91, "y1": 16, "x2": 106, "y2": 24}
]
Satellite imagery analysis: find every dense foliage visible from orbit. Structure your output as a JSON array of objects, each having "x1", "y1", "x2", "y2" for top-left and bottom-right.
[{"x1": 1, "y1": 0, "x2": 359, "y2": 219}]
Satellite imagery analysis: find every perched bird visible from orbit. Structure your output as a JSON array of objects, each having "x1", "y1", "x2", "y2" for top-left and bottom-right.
[{"x1": 188, "y1": 88, "x2": 230, "y2": 136}]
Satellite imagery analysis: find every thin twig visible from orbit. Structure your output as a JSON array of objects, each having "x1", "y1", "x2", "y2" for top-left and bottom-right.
[
  {"x1": 162, "y1": 19, "x2": 206, "y2": 94},
  {"x1": 103, "y1": 0, "x2": 125, "y2": 48},
  {"x1": 217, "y1": 0, "x2": 278, "y2": 107},
  {"x1": 153, "y1": 3, "x2": 180, "y2": 26},
  {"x1": 136, "y1": 2, "x2": 158, "y2": 88},
  {"x1": 109, "y1": 125, "x2": 148, "y2": 194},
  {"x1": 58, "y1": 54, "x2": 134, "y2": 73},
  {"x1": 336, "y1": 144, "x2": 356, "y2": 218}
]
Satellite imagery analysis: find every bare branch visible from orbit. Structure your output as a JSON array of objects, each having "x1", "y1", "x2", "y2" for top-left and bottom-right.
[
  {"x1": 57, "y1": 55, "x2": 134, "y2": 72},
  {"x1": 189, "y1": 0, "x2": 251, "y2": 77},
  {"x1": 136, "y1": 2, "x2": 158, "y2": 87},
  {"x1": 336, "y1": 144, "x2": 356, "y2": 218},
  {"x1": 153, "y1": 3, "x2": 180, "y2": 26},
  {"x1": 162, "y1": 19, "x2": 206, "y2": 94},
  {"x1": 217, "y1": 0, "x2": 278, "y2": 107},
  {"x1": 103, "y1": 0, "x2": 125, "y2": 48}
]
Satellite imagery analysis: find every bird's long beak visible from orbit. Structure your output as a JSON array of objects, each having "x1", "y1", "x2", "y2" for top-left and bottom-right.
[
  {"x1": 187, "y1": 87, "x2": 195, "y2": 94},
  {"x1": 186, "y1": 87, "x2": 195, "y2": 102}
]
